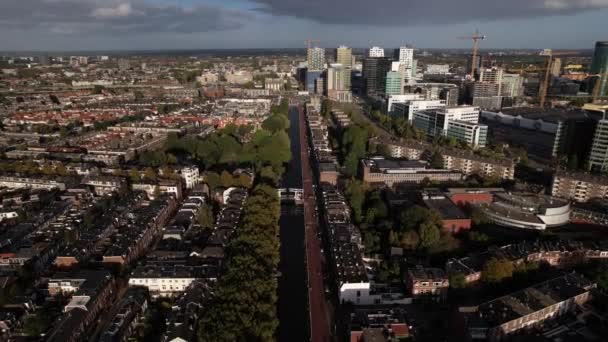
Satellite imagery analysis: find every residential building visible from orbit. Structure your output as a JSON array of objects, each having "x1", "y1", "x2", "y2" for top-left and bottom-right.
[
  {"x1": 336, "y1": 45, "x2": 353, "y2": 69},
  {"x1": 385, "y1": 140, "x2": 515, "y2": 180},
  {"x1": 368, "y1": 46, "x2": 385, "y2": 57},
  {"x1": 47, "y1": 270, "x2": 116, "y2": 342},
  {"x1": 320, "y1": 187, "x2": 410, "y2": 306},
  {"x1": 315, "y1": 77, "x2": 324, "y2": 95},
  {"x1": 307, "y1": 47, "x2": 325, "y2": 71},
  {"x1": 447, "y1": 240, "x2": 608, "y2": 285},
  {"x1": 98, "y1": 288, "x2": 148, "y2": 342},
  {"x1": 180, "y1": 166, "x2": 200, "y2": 189},
  {"x1": 0, "y1": 176, "x2": 66, "y2": 191},
  {"x1": 82, "y1": 176, "x2": 125, "y2": 196},
  {"x1": 394, "y1": 46, "x2": 415, "y2": 81},
  {"x1": 327, "y1": 64, "x2": 352, "y2": 102},
  {"x1": 264, "y1": 78, "x2": 283, "y2": 92},
  {"x1": 336, "y1": 45, "x2": 353, "y2": 90},
  {"x1": 361, "y1": 158, "x2": 463, "y2": 187},
  {"x1": 405, "y1": 266, "x2": 449, "y2": 301},
  {"x1": 349, "y1": 308, "x2": 410, "y2": 342},
  {"x1": 128, "y1": 264, "x2": 211, "y2": 298},
  {"x1": 551, "y1": 171, "x2": 608, "y2": 202},
  {"x1": 462, "y1": 273, "x2": 595, "y2": 341}
]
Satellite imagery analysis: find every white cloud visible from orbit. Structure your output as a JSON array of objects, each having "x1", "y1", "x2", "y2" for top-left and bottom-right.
[{"x1": 92, "y1": 3, "x2": 132, "y2": 18}]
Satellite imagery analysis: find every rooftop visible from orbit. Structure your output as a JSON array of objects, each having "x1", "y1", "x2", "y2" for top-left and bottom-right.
[{"x1": 466, "y1": 273, "x2": 595, "y2": 328}]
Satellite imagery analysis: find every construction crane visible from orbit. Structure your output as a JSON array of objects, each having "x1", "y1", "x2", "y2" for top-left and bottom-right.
[
  {"x1": 538, "y1": 49, "x2": 575, "y2": 108},
  {"x1": 458, "y1": 30, "x2": 486, "y2": 79},
  {"x1": 304, "y1": 39, "x2": 320, "y2": 49}
]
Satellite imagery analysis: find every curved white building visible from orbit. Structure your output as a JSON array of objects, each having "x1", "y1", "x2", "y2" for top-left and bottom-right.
[{"x1": 479, "y1": 192, "x2": 571, "y2": 230}]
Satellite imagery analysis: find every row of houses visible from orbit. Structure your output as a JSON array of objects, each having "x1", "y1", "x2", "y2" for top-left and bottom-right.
[{"x1": 446, "y1": 239, "x2": 608, "y2": 284}]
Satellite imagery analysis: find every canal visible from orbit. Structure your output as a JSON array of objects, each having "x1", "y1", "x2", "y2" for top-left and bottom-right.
[{"x1": 277, "y1": 105, "x2": 308, "y2": 341}]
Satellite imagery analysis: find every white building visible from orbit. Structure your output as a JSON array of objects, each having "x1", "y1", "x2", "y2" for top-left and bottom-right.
[
  {"x1": 425, "y1": 64, "x2": 451, "y2": 75},
  {"x1": 128, "y1": 276, "x2": 198, "y2": 298},
  {"x1": 395, "y1": 46, "x2": 414, "y2": 68},
  {"x1": 386, "y1": 94, "x2": 426, "y2": 114},
  {"x1": 412, "y1": 106, "x2": 484, "y2": 147},
  {"x1": 446, "y1": 121, "x2": 488, "y2": 148},
  {"x1": 0, "y1": 211, "x2": 18, "y2": 222},
  {"x1": 368, "y1": 46, "x2": 385, "y2": 57},
  {"x1": 265, "y1": 78, "x2": 283, "y2": 92},
  {"x1": 392, "y1": 99, "x2": 446, "y2": 122},
  {"x1": 340, "y1": 282, "x2": 411, "y2": 306},
  {"x1": 395, "y1": 46, "x2": 414, "y2": 80},
  {"x1": 0, "y1": 176, "x2": 66, "y2": 191},
  {"x1": 224, "y1": 70, "x2": 253, "y2": 85},
  {"x1": 180, "y1": 167, "x2": 200, "y2": 189}
]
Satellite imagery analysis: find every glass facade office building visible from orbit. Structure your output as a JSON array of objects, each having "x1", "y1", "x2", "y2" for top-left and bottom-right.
[{"x1": 591, "y1": 41, "x2": 608, "y2": 97}]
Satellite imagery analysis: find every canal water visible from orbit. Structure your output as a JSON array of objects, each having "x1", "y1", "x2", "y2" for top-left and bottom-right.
[{"x1": 277, "y1": 105, "x2": 308, "y2": 341}]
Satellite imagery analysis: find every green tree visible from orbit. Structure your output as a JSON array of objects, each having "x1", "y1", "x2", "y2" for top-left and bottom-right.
[
  {"x1": 482, "y1": 258, "x2": 514, "y2": 283},
  {"x1": 430, "y1": 151, "x2": 444, "y2": 169},
  {"x1": 419, "y1": 220, "x2": 441, "y2": 249},
  {"x1": 471, "y1": 208, "x2": 490, "y2": 226},
  {"x1": 399, "y1": 230, "x2": 420, "y2": 250},
  {"x1": 345, "y1": 180, "x2": 366, "y2": 223},
  {"x1": 238, "y1": 173, "x2": 252, "y2": 188},
  {"x1": 220, "y1": 170, "x2": 234, "y2": 188},
  {"x1": 321, "y1": 98, "x2": 332, "y2": 118},
  {"x1": 197, "y1": 205, "x2": 214, "y2": 232},
  {"x1": 41, "y1": 163, "x2": 54, "y2": 175},
  {"x1": 143, "y1": 167, "x2": 157, "y2": 181},
  {"x1": 449, "y1": 273, "x2": 467, "y2": 289},
  {"x1": 400, "y1": 206, "x2": 429, "y2": 231},
  {"x1": 55, "y1": 164, "x2": 69, "y2": 176},
  {"x1": 262, "y1": 114, "x2": 290, "y2": 133},
  {"x1": 204, "y1": 172, "x2": 221, "y2": 190},
  {"x1": 129, "y1": 168, "x2": 141, "y2": 183}
]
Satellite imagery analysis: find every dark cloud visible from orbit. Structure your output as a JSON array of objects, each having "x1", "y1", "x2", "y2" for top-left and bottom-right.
[
  {"x1": 251, "y1": 0, "x2": 608, "y2": 26},
  {"x1": 0, "y1": 0, "x2": 253, "y2": 34}
]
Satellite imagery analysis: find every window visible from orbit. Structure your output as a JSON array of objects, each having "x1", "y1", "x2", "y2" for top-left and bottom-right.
[{"x1": 356, "y1": 291, "x2": 361, "y2": 297}]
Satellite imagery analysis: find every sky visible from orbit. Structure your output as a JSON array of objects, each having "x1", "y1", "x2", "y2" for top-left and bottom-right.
[{"x1": 0, "y1": 0, "x2": 607, "y2": 51}]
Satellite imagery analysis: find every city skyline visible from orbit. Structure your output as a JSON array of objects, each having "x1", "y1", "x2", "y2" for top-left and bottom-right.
[{"x1": 0, "y1": 0, "x2": 607, "y2": 51}]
